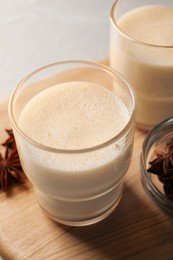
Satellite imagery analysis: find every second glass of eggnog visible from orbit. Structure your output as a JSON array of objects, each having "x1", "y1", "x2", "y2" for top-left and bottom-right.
[
  {"x1": 8, "y1": 61, "x2": 135, "y2": 226},
  {"x1": 110, "y1": 0, "x2": 173, "y2": 129}
]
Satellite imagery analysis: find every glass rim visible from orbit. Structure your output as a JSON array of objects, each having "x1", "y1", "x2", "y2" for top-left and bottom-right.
[
  {"x1": 110, "y1": 0, "x2": 173, "y2": 49},
  {"x1": 8, "y1": 60, "x2": 136, "y2": 154}
]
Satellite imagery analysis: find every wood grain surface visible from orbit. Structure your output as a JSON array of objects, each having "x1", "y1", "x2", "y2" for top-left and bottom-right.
[{"x1": 1, "y1": 73, "x2": 173, "y2": 259}]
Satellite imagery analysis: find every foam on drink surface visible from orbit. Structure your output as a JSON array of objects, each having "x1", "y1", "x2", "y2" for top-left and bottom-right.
[
  {"x1": 19, "y1": 82, "x2": 129, "y2": 150},
  {"x1": 118, "y1": 6, "x2": 173, "y2": 46},
  {"x1": 18, "y1": 81, "x2": 130, "y2": 173}
]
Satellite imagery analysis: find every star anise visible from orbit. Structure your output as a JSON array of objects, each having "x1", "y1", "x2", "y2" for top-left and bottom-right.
[
  {"x1": 147, "y1": 138, "x2": 173, "y2": 201},
  {"x1": 0, "y1": 129, "x2": 26, "y2": 191},
  {"x1": 2, "y1": 129, "x2": 16, "y2": 149}
]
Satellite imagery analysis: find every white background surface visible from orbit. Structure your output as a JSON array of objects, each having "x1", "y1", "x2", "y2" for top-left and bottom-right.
[{"x1": 0, "y1": 0, "x2": 114, "y2": 100}]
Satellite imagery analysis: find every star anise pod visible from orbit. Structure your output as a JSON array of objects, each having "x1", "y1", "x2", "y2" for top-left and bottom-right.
[
  {"x1": 148, "y1": 139, "x2": 173, "y2": 178},
  {"x1": 0, "y1": 129, "x2": 26, "y2": 191},
  {"x1": 147, "y1": 138, "x2": 173, "y2": 201},
  {"x1": 2, "y1": 129, "x2": 16, "y2": 149}
]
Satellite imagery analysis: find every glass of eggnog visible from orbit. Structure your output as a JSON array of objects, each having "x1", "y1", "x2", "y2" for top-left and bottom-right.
[
  {"x1": 8, "y1": 60, "x2": 135, "y2": 226},
  {"x1": 110, "y1": 0, "x2": 173, "y2": 130}
]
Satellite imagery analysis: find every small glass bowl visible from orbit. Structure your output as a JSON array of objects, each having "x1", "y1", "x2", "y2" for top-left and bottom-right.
[{"x1": 140, "y1": 117, "x2": 173, "y2": 217}]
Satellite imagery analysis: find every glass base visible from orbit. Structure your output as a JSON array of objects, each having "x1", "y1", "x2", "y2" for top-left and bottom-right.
[
  {"x1": 35, "y1": 182, "x2": 123, "y2": 226},
  {"x1": 39, "y1": 194, "x2": 122, "y2": 226}
]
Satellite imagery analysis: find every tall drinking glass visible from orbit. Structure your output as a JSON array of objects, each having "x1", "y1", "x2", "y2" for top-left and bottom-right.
[
  {"x1": 8, "y1": 60, "x2": 135, "y2": 226},
  {"x1": 110, "y1": 0, "x2": 173, "y2": 130}
]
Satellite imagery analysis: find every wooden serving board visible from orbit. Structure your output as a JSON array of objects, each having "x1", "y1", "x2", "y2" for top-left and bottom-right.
[{"x1": 1, "y1": 68, "x2": 173, "y2": 259}]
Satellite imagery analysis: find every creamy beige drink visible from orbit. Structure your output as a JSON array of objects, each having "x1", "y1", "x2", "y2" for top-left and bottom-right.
[
  {"x1": 110, "y1": 5, "x2": 173, "y2": 127},
  {"x1": 19, "y1": 82, "x2": 129, "y2": 150},
  {"x1": 18, "y1": 81, "x2": 132, "y2": 224}
]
